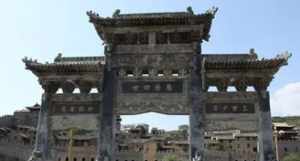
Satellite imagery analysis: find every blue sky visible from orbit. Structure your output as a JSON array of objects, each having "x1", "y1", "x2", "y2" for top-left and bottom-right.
[{"x1": 0, "y1": 1, "x2": 299, "y2": 130}]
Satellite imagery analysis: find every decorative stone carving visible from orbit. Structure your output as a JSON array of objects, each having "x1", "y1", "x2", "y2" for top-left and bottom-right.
[
  {"x1": 216, "y1": 79, "x2": 228, "y2": 92},
  {"x1": 39, "y1": 80, "x2": 60, "y2": 94},
  {"x1": 116, "y1": 99, "x2": 190, "y2": 115},
  {"x1": 78, "y1": 80, "x2": 93, "y2": 94},
  {"x1": 235, "y1": 79, "x2": 247, "y2": 92},
  {"x1": 254, "y1": 78, "x2": 270, "y2": 91},
  {"x1": 61, "y1": 80, "x2": 76, "y2": 94}
]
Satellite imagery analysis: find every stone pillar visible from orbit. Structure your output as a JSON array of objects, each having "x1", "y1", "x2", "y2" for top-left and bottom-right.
[
  {"x1": 257, "y1": 91, "x2": 276, "y2": 161},
  {"x1": 97, "y1": 67, "x2": 116, "y2": 161},
  {"x1": 189, "y1": 54, "x2": 205, "y2": 161},
  {"x1": 28, "y1": 93, "x2": 51, "y2": 161}
]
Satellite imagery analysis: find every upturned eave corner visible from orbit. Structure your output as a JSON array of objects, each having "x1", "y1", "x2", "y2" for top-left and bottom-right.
[
  {"x1": 22, "y1": 56, "x2": 41, "y2": 76},
  {"x1": 275, "y1": 51, "x2": 292, "y2": 66},
  {"x1": 86, "y1": 10, "x2": 100, "y2": 24},
  {"x1": 202, "y1": 6, "x2": 218, "y2": 41}
]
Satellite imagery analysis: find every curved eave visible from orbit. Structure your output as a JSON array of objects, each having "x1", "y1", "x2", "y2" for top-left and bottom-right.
[{"x1": 24, "y1": 62, "x2": 104, "y2": 76}]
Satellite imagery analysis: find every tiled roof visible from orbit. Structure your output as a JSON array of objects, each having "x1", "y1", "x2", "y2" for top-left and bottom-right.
[
  {"x1": 114, "y1": 12, "x2": 193, "y2": 19},
  {"x1": 23, "y1": 56, "x2": 104, "y2": 75},
  {"x1": 204, "y1": 52, "x2": 291, "y2": 70},
  {"x1": 88, "y1": 12, "x2": 213, "y2": 27},
  {"x1": 87, "y1": 9, "x2": 216, "y2": 42},
  {"x1": 203, "y1": 53, "x2": 257, "y2": 62},
  {"x1": 54, "y1": 54, "x2": 105, "y2": 64},
  {"x1": 204, "y1": 58, "x2": 287, "y2": 70}
]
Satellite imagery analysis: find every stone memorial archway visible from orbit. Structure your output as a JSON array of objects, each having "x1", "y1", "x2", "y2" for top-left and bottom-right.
[{"x1": 24, "y1": 8, "x2": 290, "y2": 161}]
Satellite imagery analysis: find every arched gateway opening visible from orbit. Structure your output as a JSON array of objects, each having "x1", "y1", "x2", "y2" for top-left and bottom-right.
[
  {"x1": 23, "y1": 8, "x2": 289, "y2": 161},
  {"x1": 119, "y1": 112, "x2": 189, "y2": 161}
]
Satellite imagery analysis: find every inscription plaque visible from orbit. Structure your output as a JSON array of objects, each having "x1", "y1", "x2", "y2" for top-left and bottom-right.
[
  {"x1": 122, "y1": 81, "x2": 183, "y2": 93},
  {"x1": 51, "y1": 104, "x2": 100, "y2": 115},
  {"x1": 205, "y1": 103, "x2": 255, "y2": 114}
]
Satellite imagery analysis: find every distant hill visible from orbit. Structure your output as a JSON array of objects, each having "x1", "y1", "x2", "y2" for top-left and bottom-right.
[{"x1": 272, "y1": 116, "x2": 300, "y2": 127}]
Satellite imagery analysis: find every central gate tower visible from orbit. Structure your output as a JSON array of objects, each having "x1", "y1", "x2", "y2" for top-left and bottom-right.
[{"x1": 87, "y1": 8, "x2": 217, "y2": 161}]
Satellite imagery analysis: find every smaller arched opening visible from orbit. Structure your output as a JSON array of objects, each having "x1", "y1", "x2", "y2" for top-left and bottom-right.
[
  {"x1": 246, "y1": 86, "x2": 256, "y2": 92},
  {"x1": 56, "y1": 88, "x2": 63, "y2": 94},
  {"x1": 90, "y1": 88, "x2": 99, "y2": 94},
  {"x1": 227, "y1": 86, "x2": 237, "y2": 92},
  {"x1": 207, "y1": 86, "x2": 218, "y2": 92},
  {"x1": 73, "y1": 88, "x2": 80, "y2": 94}
]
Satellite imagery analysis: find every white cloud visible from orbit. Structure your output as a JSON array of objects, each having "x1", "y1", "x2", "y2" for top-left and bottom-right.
[{"x1": 271, "y1": 82, "x2": 300, "y2": 116}]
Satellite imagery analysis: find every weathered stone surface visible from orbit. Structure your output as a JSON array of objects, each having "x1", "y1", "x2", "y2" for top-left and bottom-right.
[
  {"x1": 258, "y1": 92, "x2": 277, "y2": 161},
  {"x1": 97, "y1": 67, "x2": 116, "y2": 161},
  {"x1": 189, "y1": 54, "x2": 205, "y2": 161}
]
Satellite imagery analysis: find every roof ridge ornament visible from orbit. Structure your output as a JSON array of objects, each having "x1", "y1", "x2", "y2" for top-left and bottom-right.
[
  {"x1": 22, "y1": 57, "x2": 38, "y2": 65},
  {"x1": 86, "y1": 10, "x2": 100, "y2": 22},
  {"x1": 186, "y1": 6, "x2": 194, "y2": 15},
  {"x1": 113, "y1": 9, "x2": 121, "y2": 18},
  {"x1": 276, "y1": 51, "x2": 292, "y2": 61},
  {"x1": 276, "y1": 51, "x2": 292, "y2": 65},
  {"x1": 249, "y1": 48, "x2": 258, "y2": 60},
  {"x1": 205, "y1": 6, "x2": 219, "y2": 18},
  {"x1": 55, "y1": 53, "x2": 63, "y2": 62}
]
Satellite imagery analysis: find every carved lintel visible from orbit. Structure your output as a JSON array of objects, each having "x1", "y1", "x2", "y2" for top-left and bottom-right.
[{"x1": 117, "y1": 100, "x2": 189, "y2": 115}]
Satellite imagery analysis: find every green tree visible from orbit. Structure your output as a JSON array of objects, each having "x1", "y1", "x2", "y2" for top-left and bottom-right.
[{"x1": 283, "y1": 153, "x2": 300, "y2": 161}]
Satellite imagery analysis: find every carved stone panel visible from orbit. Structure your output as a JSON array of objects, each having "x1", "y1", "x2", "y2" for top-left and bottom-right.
[
  {"x1": 111, "y1": 53, "x2": 193, "y2": 69},
  {"x1": 117, "y1": 79, "x2": 190, "y2": 115},
  {"x1": 116, "y1": 94, "x2": 190, "y2": 115},
  {"x1": 204, "y1": 119, "x2": 258, "y2": 132},
  {"x1": 50, "y1": 115, "x2": 98, "y2": 131},
  {"x1": 49, "y1": 94, "x2": 102, "y2": 131},
  {"x1": 203, "y1": 92, "x2": 259, "y2": 132}
]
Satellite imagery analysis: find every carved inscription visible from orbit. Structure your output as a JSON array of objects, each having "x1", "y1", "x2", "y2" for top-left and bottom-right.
[
  {"x1": 122, "y1": 81, "x2": 183, "y2": 93},
  {"x1": 205, "y1": 103, "x2": 255, "y2": 114},
  {"x1": 51, "y1": 103, "x2": 100, "y2": 115}
]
